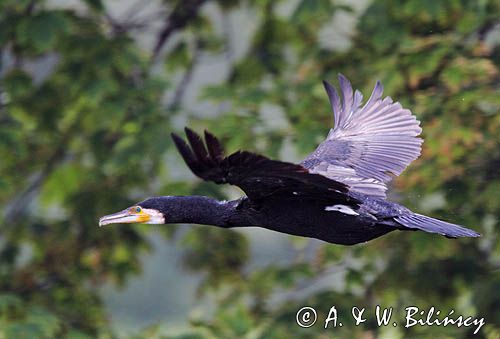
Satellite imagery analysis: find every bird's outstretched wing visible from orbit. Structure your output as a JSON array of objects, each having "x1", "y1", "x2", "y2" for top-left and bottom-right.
[
  {"x1": 302, "y1": 74, "x2": 423, "y2": 198},
  {"x1": 172, "y1": 128, "x2": 359, "y2": 205}
]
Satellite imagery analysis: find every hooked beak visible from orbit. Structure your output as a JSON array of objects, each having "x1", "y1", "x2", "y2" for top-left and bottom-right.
[{"x1": 99, "y1": 209, "x2": 150, "y2": 226}]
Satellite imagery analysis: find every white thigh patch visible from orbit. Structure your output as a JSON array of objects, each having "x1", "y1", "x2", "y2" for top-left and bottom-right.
[{"x1": 324, "y1": 204, "x2": 359, "y2": 215}]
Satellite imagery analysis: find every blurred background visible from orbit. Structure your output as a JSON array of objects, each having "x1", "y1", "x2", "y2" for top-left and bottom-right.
[{"x1": 1, "y1": 0, "x2": 499, "y2": 338}]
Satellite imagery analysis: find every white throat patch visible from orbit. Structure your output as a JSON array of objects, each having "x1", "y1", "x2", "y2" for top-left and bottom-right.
[
  {"x1": 143, "y1": 208, "x2": 165, "y2": 224},
  {"x1": 324, "y1": 204, "x2": 359, "y2": 216}
]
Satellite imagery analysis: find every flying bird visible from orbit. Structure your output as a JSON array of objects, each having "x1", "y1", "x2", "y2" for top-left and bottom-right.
[{"x1": 99, "y1": 75, "x2": 479, "y2": 245}]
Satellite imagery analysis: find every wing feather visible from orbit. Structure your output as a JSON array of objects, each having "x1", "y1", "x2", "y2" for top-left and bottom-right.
[
  {"x1": 173, "y1": 129, "x2": 358, "y2": 205},
  {"x1": 303, "y1": 75, "x2": 423, "y2": 198},
  {"x1": 204, "y1": 130, "x2": 225, "y2": 162}
]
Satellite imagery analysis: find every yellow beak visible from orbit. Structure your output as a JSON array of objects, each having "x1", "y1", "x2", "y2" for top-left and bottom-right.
[{"x1": 98, "y1": 209, "x2": 150, "y2": 226}]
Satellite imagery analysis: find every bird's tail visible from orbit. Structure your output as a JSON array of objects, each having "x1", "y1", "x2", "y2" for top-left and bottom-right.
[{"x1": 394, "y1": 213, "x2": 480, "y2": 238}]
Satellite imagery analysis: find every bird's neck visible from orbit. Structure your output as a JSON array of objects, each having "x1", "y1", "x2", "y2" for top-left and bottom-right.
[{"x1": 160, "y1": 196, "x2": 242, "y2": 228}]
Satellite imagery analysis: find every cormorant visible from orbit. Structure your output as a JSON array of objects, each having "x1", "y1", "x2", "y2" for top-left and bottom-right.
[{"x1": 99, "y1": 75, "x2": 479, "y2": 245}]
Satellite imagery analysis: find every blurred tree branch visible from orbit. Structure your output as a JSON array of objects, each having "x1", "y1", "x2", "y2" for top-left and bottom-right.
[
  {"x1": 150, "y1": 0, "x2": 208, "y2": 64},
  {"x1": 167, "y1": 41, "x2": 200, "y2": 111},
  {"x1": 3, "y1": 107, "x2": 88, "y2": 224}
]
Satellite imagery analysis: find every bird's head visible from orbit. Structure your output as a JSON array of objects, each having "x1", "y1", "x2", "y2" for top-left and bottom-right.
[
  {"x1": 98, "y1": 198, "x2": 166, "y2": 226},
  {"x1": 99, "y1": 196, "x2": 226, "y2": 227}
]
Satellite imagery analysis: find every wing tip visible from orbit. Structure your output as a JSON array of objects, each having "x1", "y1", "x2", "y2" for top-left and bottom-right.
[
  {"x1": 171, "y1": 131, "x2": 188, "y2": 150},
  {"x1": 203, "y1": 129, "x2": 217, "y2": 141},
  {"x1": 204, "y1": 129, "x2": 225, "y2": 161},
  {"x1": 184, "y1": 126, "x2": 198, "y2": 139},
  {"x1": 373, "y1": 80, "x2": 383, "y2": 96},
  {"x1": 337, "y1": 73, "x2": 352, "y2": 93},
  {"x1": 322, "y1": 79, "x2": 337, "y2": 96},
  {"x1": 337, "y1": 73, "x2": 349, "y2": 83},
  {"x1": 170, "y1": 131, "x2": 180, "y2": 141},
  {"x1": 171, "y1": 129, "x2": 201, "y2": 172}
]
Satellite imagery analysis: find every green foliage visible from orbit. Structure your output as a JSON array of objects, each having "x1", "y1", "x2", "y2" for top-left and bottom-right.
[
  {"x1": 0, "y1": 0, "x2": 499, "y2": 338},
  {"x1": 0, "y1": 293, "x2": 94, "y2": 338}
]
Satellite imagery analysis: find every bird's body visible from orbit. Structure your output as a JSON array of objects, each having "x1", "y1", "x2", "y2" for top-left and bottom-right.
[
  {"x1": 230, "y1": 195, "x2": 398, "y2": 245},
  {"x1": 99, "y1": 75, "x2": 480, "y2": 245}
]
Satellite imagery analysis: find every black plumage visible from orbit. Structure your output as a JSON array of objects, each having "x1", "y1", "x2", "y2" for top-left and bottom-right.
[{"x1": 99, "y1": 75, "x2": 480, "y2": 245}]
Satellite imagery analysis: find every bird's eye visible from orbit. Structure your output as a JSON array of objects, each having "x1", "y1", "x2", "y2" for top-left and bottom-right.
[{"x1": 135, "y1": 206, "x2": 142, "y2": 213}]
